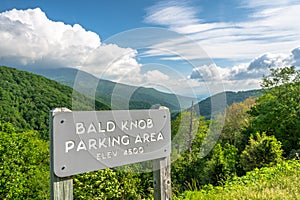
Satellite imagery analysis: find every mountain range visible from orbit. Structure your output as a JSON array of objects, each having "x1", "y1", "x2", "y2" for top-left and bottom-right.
[
  {"x1": 23, "y1": 67, "x2": 196, "y2": 112},
  {"x1": 1, "y1": 66, "x2": 263, "y2": 127},
  {"x1": 24, "y1": 67, "x2": 262, "y2": 118}
]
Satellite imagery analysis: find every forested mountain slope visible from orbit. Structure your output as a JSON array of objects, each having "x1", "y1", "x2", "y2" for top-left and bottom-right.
[
  {"x1": 0, "y1": 66, "x2": 109, "y2": 139},
  {"x1": 24, "y1": 67, "x2": 194, "y2": 111},
  {"x1": 196, "y1": 90, "x2": 262, "y2": 118}
]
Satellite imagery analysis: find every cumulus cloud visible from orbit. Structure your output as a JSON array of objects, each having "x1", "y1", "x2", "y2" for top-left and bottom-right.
[
  {"x1": 190, "y1": 64, "x2": 228, "y2": 81},
  {"x1": 239, "y1": 48, "x2": 300, "y2": 79},
  {"x1": 231, "y1": 52, "x2": 288, "y2": 80},
  {"x1": 0, "y1": 8, "x2": 142, "y2": 84},
  {"x1": 82, "y1": 44, "x2": 141, "y2": 82},
  {"x1": 0, "y1": 8, "x2": 100, "y2": 67},
  {"x1": 248, "y1": 53, "x2": 286, "y2": 70},
  {"x1": 144, "y1": 70, "x2": 170, "y2": 82},
  {"x1": 289, "y1": 47, "x2": 300, "y2": 66},
  {"x1": 190, "y1": 47, "x2": 300, "y2": 91}
]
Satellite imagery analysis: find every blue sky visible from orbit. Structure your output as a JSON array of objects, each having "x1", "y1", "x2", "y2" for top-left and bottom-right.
[
  {"x1": 0, "y1": 0, "x2": 300, "y2": 97},
  {"x1": 0, "y1": 0, "x2": 252, "y2": 39}
]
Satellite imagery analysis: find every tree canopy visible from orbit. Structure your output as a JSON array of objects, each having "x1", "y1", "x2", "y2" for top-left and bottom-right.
[
  {"x1": 0, "y1": 66, "x2": 109, "y2": 139},
  {"x1": 248, "y1": 66, "x2": 300, "y2": 154}
]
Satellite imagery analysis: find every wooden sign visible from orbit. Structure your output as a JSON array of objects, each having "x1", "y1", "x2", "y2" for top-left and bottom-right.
[{"x1": 52, "y1": 109, "x2": 171, "y2": 177}]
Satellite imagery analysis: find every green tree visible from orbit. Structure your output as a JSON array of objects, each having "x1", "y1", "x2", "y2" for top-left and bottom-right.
[
  {"x1": 248, "y1": 66, "x2": 300, "y2": 154},
  {"x1": 202, "y1": 143, "x2": 238, "y2": 185},
  {"x1": 171, "y1": 113, "x2": 209, "y2": 193},
  {"x1": 240, "y1": 132, "x2": 283, "y2": 171},
  {"x1": 220, "y1": 97, "x2": 256, "y2": 151},
  {"x1": 261, "y1": 66, "x2": 299, "y2": 89},
  {"x1": 0, "y1": 123, "x2": 49, "y2": 199}
]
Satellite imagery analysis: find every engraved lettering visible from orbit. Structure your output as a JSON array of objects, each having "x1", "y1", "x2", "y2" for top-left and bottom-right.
[
  {"x1": 65, "y1": 141, "x2": 75, "y2": 153},
  {"x1": 76, "y1": 122, "x2": 85, "y2": 134}
]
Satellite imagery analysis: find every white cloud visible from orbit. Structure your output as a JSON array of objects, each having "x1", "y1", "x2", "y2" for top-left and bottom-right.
[
  {"x1": 289, "y1": 47, "x2": 300, "y2": 66},
  {"x1": 0, "y1": 8, "x2": 100, "y2": 67},
  {"x1": 144, "y1": 1, "x2": 300, "y2": 60},
  {"x1": 191, "y1": 64, "x2": 228, "y2": 81},
  {"x1": 0, "y1": 8, "x2": 141, "y2": 84},
  {"x1": 240, "y1": 0, "x2": 298, "y2": 9},
  {"x1": 190, "y1": 47, "x2": 300, "y2": 92},
  {"x1": 144, "y1": 1, "x2": 200, "y2": 27},
  {"x1": 248, "y1": 53, "x2": 287, "y2": 70},
  {"x1": 82, "y1": 44, "x2": 142, "y2": 82},
  {"x1": 141, "y1": 36, "x2": 211, "y2": 60},
  {"x1": 238, "y1": 48, "x2": 300, "y2": 80},
  {"x1": 144, "y1": 70, "x2": 170, "y2": 82}
]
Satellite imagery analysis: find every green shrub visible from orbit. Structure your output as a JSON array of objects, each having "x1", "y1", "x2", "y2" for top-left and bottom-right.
[
  {"x1": 202, "y1": 143, "x2": 238, "y2": 185},
  {"x1": 240, "y1": 132, "x2": 283, "y2": 171}
]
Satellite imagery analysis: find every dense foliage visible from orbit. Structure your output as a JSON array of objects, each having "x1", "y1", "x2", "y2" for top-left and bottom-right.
[
  {"x1": 179, "y1": 160, "x2": 300, "y2": 200},
  {"x1": 240, "y1": 132, "x2": 283, "y2": 171},
  {"x1": 0, "y1": 66, "x2": 109, "y2": 139},
  {"x1": 171, "y1": 100, "x2": 254, "y2": 194},
  {"x1": 0, "y1": 122, "x2": 49, "y2": 199},
  {"x1": 171, "y1": 66, "x2": 299, "y2": 197},
  {"x1": 0, "y1": 65, "x2": 299, "y2": 199},
  {"x1": 248, "y1": 66, "x2": 300, "y2": 154},
  {"x1": 73, "y1": 168, "x2": 152, "y2": 200}
]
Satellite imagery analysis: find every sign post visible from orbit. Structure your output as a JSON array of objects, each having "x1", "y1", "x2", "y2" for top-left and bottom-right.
[
  {"x1": 153, "y1": 106, "x2": 172, "y2": 200},
  {"x1": 153, "y1": 156, "x2": 171, "y2": 200},
  {"x1": 50, "y1": 107, "x2": 171, "y2": 199},
  {"x1": 50, "y1": 108, "x2": 73, "y2": 200}
]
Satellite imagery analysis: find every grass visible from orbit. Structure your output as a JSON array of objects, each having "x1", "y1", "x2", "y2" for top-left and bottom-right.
[{"x1": 176, "y1": 160, "x2": 300, "y2": 200}]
